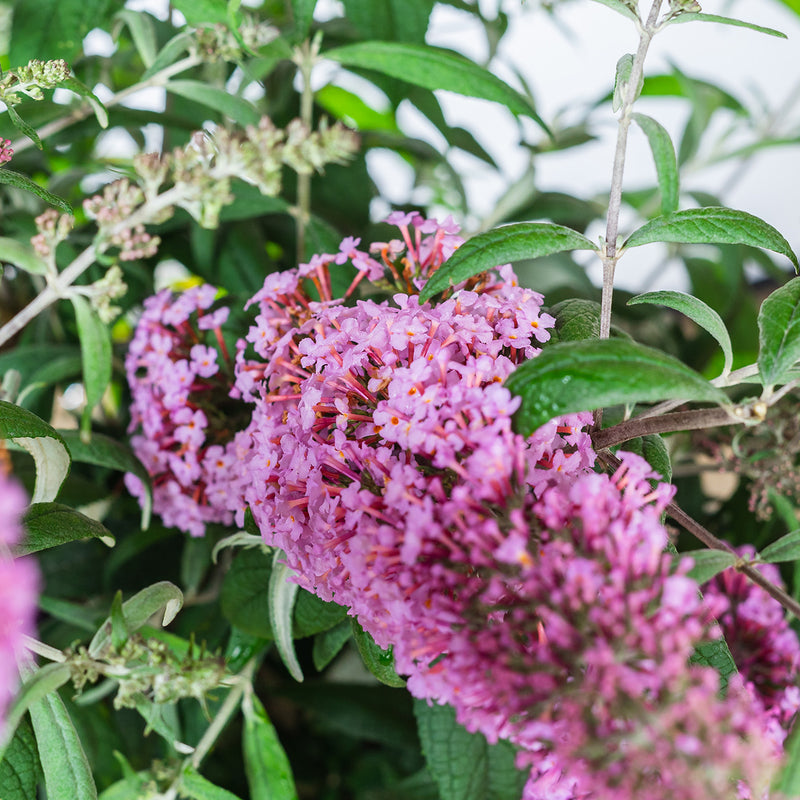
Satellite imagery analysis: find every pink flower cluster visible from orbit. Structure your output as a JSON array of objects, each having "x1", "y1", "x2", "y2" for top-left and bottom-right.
[
  {"x1": 125, "y1": 284, "x2": 247, "y2": 536},
  {"x1": 0, "y1": 138, "x2": 12, "y2": 165},
  {"x1": 0, "y1": 471, "x2": 39, "y2": 728}
]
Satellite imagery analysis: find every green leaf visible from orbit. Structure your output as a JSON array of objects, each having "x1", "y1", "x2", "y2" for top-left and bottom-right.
[
  {"x1": 351, "y1": 620, "x2": 406, "y2": 688},
  {"x1": 0, "y1": 236, "x2": 48, "y2": 275},
  {"x1": 777, "y1": 0, "x2": 800, "y2": 16},
  {"x1": 316, "y1": 84, "x2": 399, "y2": 132},
  {"x1": 312, "y1": 620, "x2": 352, "y2": 671},
  {"x1": 112, "y1": 9, "x2": 158, "y2": 67},
  {"x1": 269, "y1": 553, "x2": 303, "y2": 682},
  {"x1": 19, "y1": 502, "x2": 114, "y2": 555},
  {"x1": 612, "y1": 53, "x2": 635, "y2": 113},
  {"x1": 668, "y1": 13, "x2": 787, "y2": 38},
  {"x1": 61, "y1": 76, "x2": 109, "y2": 129},
  {"x1": 58, "y1": 429, "x2": 152, "y2": 529},
  {"x1": 341, "y1": 0, "x2": 434, "y2": 44},
  {"x1": 326, "y1": 42, "x2": 548, "y2": 132},
  {"x1": 413, "y1": 699, "x2": 527, "y2": 800},
  {"x1": 683, "y1": 549, "x2": 737, "y2": 583},
  {"x1": 0, "y1": 400, "x2": 71, "y2": 502},
  {"x1": 293, "y1": 592, "x2": 348, "y2": 638},
  {"x1": 19, "y1": 660, "x2": 97, "y2": 800},
  {"x1": 221, "y1": 548, "x2": 274, "y2": 638},
  {"x1": 588, "y1": 0, "x2": 639, "y2": 21},
  {"x1": 291, "y1": 0, "x2": 316, "y2": 38},
  {"x1": 759, "y1": 530, "x2": 800, "y2": 564},
  {"x1": 0, "y1": 169, "x2": 71, "y2": 214},
  {"x1": 141, "y1": 31, "x2": 194, "y2": 81},
  {"x1": 243, "y1": 693, "x2": 299, "y2": 800},
  {"x1": 773, "y1": 714, "x2": 800, "y2": 796},
  {"x1": 70, "y1": 296, "x2": 112, "y2": 439},
  {"x1": 632, "y1": 113, "x2": 679, "y2": 214},
  {"x1": 504, "y1": 339, "x2": 728, "y2": 436},
  {"x1": 628, "y1": 290, "x2": 732, "y2": 376},
  {"x1": 621, "y1": 434, "x2": 672, "y2": 483},
  {"x1": 419, "y1": 223, "x2": 596, "y2": 301},
  {"x1": 171, "y1": 0, "x2": 228, "y2": 25},
  {"x1": 166, "y1": 80, "x2": 261, "y2": 127},
  {"x1": 9, "y1": 0, "x2": 114, "y2": 64},
  {"x1": 548, "y1": 298, "x2": 631, "y2": 344},
  {"x1": 758, "y1": 278, "x2": 800, "y2": 390},
  {"x1": 688, "y1": 637, "x2": 738, "y2": 695},
  {"x1": 88, "y1": 581, "x2": 184, "y2": 658},
  {"x1": 0, "y1": 717, "x2": 41, "y2": 800},
  {"x1": 181, "y1": 766, "x2": 244, "y2": 800},
  {"x1": 624, "y1": 207, "x2": 798, "y2": 268},
  {"x1": 6, "y1": 105, "x2": 42, "y2": 149}
]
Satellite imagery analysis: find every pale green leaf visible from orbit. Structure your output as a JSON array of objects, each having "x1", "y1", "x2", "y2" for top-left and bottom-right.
[
  {"x1": 0, "y1": 237, "x2": 48, "y2": 275},
  {"x1": 758, "y1": 278, "x2": 800, "y2": 389},
  {"x1": 112, "y1": 9, "x2": 158, "y2": 67},
  {"x1": 632, "y1": 113, "x2": 679, "y2": 214},
  {"x1": 588, "y1": 0, "x2": 639, "y2": 21},
  {"x1": 683, "y1": 549, "x2": 737, "y2": 583},
  {"x1": 269, "y1": 552, "x2": 303, "y2": 682},
  {"x1": 612, "y1": 53, "x2": 635, "y2": 113},
  {"x1": 61, "y1": 77, "x2": 109, "y2": 129},
  {"x1": 166, "y1": 79, "x2": 261, "y2": 126},
  {"x1": 668, "y1": 13, "x2": 787, "y2": 38},
  {"x1": 171, "y1": 0, "x2": 228, "y2": 25},
  {"x1": 141, "y1": 32, "x2": 194, "y2": 81},
  {"x1": 760, "y1": 530, "x2": 800, "y2": 564}
]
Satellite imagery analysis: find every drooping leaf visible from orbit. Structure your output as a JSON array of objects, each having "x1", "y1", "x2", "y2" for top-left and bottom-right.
[
  {"x1": 6, "y1": 105, "x2": 42, "y2": 149},
  {"x1": 683, "y1": 549, "x2": 738, "y2": 583},
  {"x1": 689, "y1": 637, "x2": 738, "y2": 694},
  {"x1": 419, "y1": 223, "x2": 596, "y2": 301},
  {"x1": 88, "y1": 581, "x2": 184, "y2": 657},
  {"x1": 0, "y1": 401, "x2": 71, "y2": 502},
  {"x1": 0, "y1": 716, "x2": 41, "y2": 800},
  {"x1": 632, "y1": 113, "x2": 679, "y2": 214},
  {"x1": 326, "y1": 42, "x2": 547, "y2": 131},
  {"x1": 588, "y1": 0, "x2": 639, "y2": 21},
  {"x1": 70, "y1": 296, "x2": 112, "y2": 438},
  {"x1": 758, "y1": 278, "x2": 800, "y2": 390},
  {"x1": 760, "y1": 530, "x2": 800, "y2": 564},
  {"x1": 351, "y1": 620, "x2": 406, "y2": 687},
  {"x1": 243, "y1": 693, "x2": 299, "y2": 800},
  {"x1": 165, "y1": 80, "x2": 261, "y2": 126},
  {"x1": 504, "y1": 339, "x2": 728, "y2": 436},
  {"x1": 19, "y1": 660, "x2": 97, "y2": 800},
  {"x1": 58, "y1": 429, "x2": 153, "y2": 529},
  {"x1": 19, "y1": 502, "x2": 114, "y2": 555},
  {"x1": 413, "y1": 699, "x2": 527, "y2": 800},
  {"x1": 668, "y1": 13, "x2": 787, "y2": 38},
  {"x1": 628, "y1": 290, "x2": 732, "y2": 376},
  {"x1": 61, "y1": 76, "x2": 109, "y2": 128},
  {"x1": 624, "y1": 207, "x2": 798, "y2": 268},
  {"x1": 180, "y1": 765, "x2": 244, "y2": 800},
  {"x1": 269, "y1": 552, "x2": 303, "y2": 682},
  {"x1": 0, "y1": 236, "x2": 48, "y2": 275},
  {"x1": 0, "y1": 170, "x2": 71, "y2": 214}
]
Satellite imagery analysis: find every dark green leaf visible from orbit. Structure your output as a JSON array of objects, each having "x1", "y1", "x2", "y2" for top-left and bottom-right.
[
  {"x1": 760, "y1": 530, "x2": 800, "y2": 564},
  {"x1": 170, "y1": 0, "x2": 228, "y2": 25},
  {"x1": 291, "y1": 0, "x2": 316, "y2": 38},
  {"x1": 19, "y1": 502, "x2": 114, "y2": 555},
  {"x1": 243, "y1": 693, "x2": 299, "y2": 800},
  {"x1": 269, "y1": 553, "x2": 303, "y2": 682},
  {"x1": 621, "y1": 434, "x2": 672, "y2": 483},
  {"x1": 221, "y1": 548, "x2": 273, "y2": 638},
  {"x1": 6, "y1": 105, "x2": 41, "y2": 149},
  {"x1": 293, "y1": 592, "x2": 348, "y2": 638},
  {"x1": 688, "y1": 637, "x2": 738, "y2": 694},
  {"x1": 166, "y1": 80, "x2": 261, "y2": 126},
  {"x1": 683, "y1": 549, "x2": 737, "y2": 583},
  {"x1": 181, "y1": 766, "x2": 244, "y2": 800},
  {"x1": 0, "y1": 717, "x2": 41, "y2": 800},
  {"x1": 632, "y1": 113, "x2": 679, "y2": 214},
  {"x1": 312, "y1": 620, "x2": 352, "y2": 671},
  {"x1": 413, "y1": 699, "x2": 527, "y2": 800},
  {"x1": 341, "y1": 0, "x2": 434, "y2": 43},
  {"x1": 419, "y1": 223, "x2": 596, "y2": 301},
  {"x1": 351, "y1": 620, "x2": 406, "y2": 687},
  {"x1": 624, "y1": 207, "x2": 798, "y2": 268},
  {"x1": 549, "y1": 298, "x2": 631, "y2": 343},
  {"x1": 758, "y1": 278, "x2": 800, "y2": 389},
  {"x1": 58, "y1": 430, "x2": 153, "y2": 529},
  {"x1": 628, "y1": 290, "x2": 732, "y2": 375},
  {"x1": 70, "y1": 296, "x2": 112, "y2": 438},
  {"x1": 668, "y1": 13, "x2": 787, "y2": 38},
  {"x1": 0, "y1": 400, "x2": 71, "y2": 502},
  {"x1": 326, "y1": 42, "x2": 547, "y2": 131},
  {"x1": 0, "y1": 169, "x2": 71, "y2": 214},
  {"x1": 504, "y1": 339, "x2": 728, "y2": 436}
]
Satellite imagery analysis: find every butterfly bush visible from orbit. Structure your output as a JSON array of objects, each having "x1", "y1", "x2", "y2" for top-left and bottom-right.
[
  {"x1": 0, "y1": 471, "x2": 39, "y2": 729},
  {"x1": 125, "y1": 284, "x2": 249, "y2": 537},
  {"x1": 128, "y1": 213, "x2": 786, "y2": 797}
]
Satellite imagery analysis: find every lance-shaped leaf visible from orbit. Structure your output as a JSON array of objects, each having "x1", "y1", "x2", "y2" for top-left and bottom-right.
[
  {"x1": 166, "y1": 80, "x2": 261, "y2": 127},
  {"x1": 758, "y1": 278, "x2": 800, "y2": 390},
  {"x1": 504, "y1": 339, "x2": 728, "y2": 436},
  {"x1": 325, "y1": 42, "x2": 548, "y2": 132},
  {"x1": 180, "y1": 766, "x2": 244, "y2": 800},
  {"x1": 0, "y1": 169, "x2": 71, "y2": 214},
  {"x1": 632, "y1": 113, "x2": 679, "y2": 214},
  {"x1": 269, "y1": 552, "x2": 303, "y2": 682},
  {"x1": 70, "y1": 296, "x2": 112, "y2": 439},
  {"x1": 628, "y1": 290, "x2": 732, "y2": 376},
  {"x1": 351, "y1": 620, "x2": 406, "y2": 688},
  {"x1": 759, "y1": 530, "x2": 800, "y2": 564},
  {"x1": 19, "y1": 502, "x2": 114, "y2": 555},
  {"x1": 683, "y1": 549, "x2": 738, "y2": 583},
  {"x1": 0, "y1": 236, "x2": 48, "y2": 275},
  {"x1": 0, "y1": 717, "x2": 40, "y2": 800},
  {"x1": 62, "y1": 76, "x2": 108, "y2": 128},
  {"x1": 291, "y1": 0, "x2": 317, "y2": 38},
  {"x1": 6, "y1": 105, "x2": 42, "y2": 149},
  {"x1": 113, "y1": 9, "x2": 158, "y2": 67},
  {"x1": 59, "y1": 429, "x2": 153, "y2": 529},
  {"x1": 89, "y1": 581, "x2": 184, "y2": 657},
  {"x1": 589, "y1": 0, "x2": 639, "y2": 21},
  {"x1": 689, "y1": 637, "x2": 738, "y2": 694},
  {"x1": 419, "y1": 223, "x2": 596, "y2": 301},
  {"x1": 668, "y1": 13, "x2": 787, "y2": 38},
  {"x1": 624, "y1": 207, "x2": 798, "y2": 268},
  {"x1": 0, "y1": 400, "x2": 71, "y2": 502}
]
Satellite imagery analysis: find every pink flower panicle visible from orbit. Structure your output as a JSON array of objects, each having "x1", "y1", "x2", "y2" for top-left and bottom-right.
[
  {"x1": 125, "y1": 284, "x2": 249, "y2": 536},
  {"x1": 0, "y1": 139, "x2": 12, "y2": 165},
  {"x1": 0, "y1": 471, "x2": 40, "y2": 730}
]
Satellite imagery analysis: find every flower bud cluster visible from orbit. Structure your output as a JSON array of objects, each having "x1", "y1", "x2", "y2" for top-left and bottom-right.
[
  {"x1": 80, "y1": 264, "x2": 129, "y2": 323},
  {"x1": 191, "y1": 18, "x2": 278, "y2": 63},
  {"x1": 0, "y1": 139, "x2": 12, "y2": 165},
  {"x1": 31, "y1": 208, "x2": 74, "y2": 264},
  {"x1": 0, "y1": 58, "x2": 70, "y2": 104}
]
